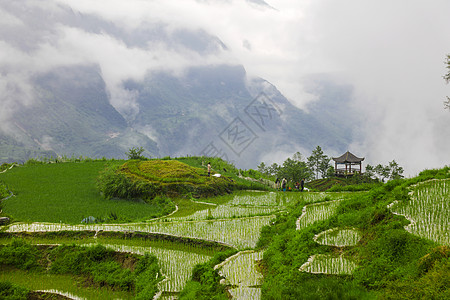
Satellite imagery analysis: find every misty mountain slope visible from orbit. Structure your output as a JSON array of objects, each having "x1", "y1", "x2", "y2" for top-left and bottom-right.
[
  {"x1": 0, "y1": 63, "x2": 356, "y2": 166},
  {"x1": 130, "y1": 65, "x2": 254, "y2": 154},
  {"x1": 1, "y1": 65, "x2": 159, "y2": 162},
  {"x1": 127, "y1": 65, "x2": 353, "y2": 166}
]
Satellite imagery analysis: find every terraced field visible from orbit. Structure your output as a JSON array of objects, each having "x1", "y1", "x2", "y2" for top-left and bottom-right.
[
  {"x1": 0, "y1": 163, "x2": 340, "y2": 299},
  {"x1": 2, "y1": 162, "x2": 448, "y2": 299},
  {"x1": 388, "y1": 178, "x2": 450, "y2": 245}
]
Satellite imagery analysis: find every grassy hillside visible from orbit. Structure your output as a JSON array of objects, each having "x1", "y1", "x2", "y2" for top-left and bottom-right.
[
  {"x1": 258, "y1": 167, "x2": 450, "y2": 299},
  {"x1": 0, "y1": 157, "x2": 267, "y2": 224},
  {"x1": 102, "y1": 159, "x2": 237, "y2": 199},
  {"x1": 1, "y1": 159, "x2": 448, "y2": 299},
  {"x1": 307, "y1": 177, "x2": 381, "y2": 192},
  {"x1": 0, "y1": 160, "x2": 174, "y2": 224}
]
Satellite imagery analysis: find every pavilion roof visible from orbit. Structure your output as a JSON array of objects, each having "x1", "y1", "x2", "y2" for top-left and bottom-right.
[{"x1": 332, "y1": 151, "x2": 365, "y2": 163}]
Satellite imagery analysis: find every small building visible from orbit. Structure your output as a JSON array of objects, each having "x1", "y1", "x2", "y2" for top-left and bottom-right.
[{"x1": 332, "y1": 151, "x2": 364, "y2": 177}]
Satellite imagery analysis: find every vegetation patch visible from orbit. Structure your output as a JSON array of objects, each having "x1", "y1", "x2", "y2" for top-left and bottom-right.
[
  {"x1": 0, "y1": 281, "x2": 29, "y2": 300},
  {"x1": 259, "y1": 167, "x2": 450, "y2": 299},
  {"x1": 307, "y1": 176, "x2": 381, "y2": 192},
  {"x1": 0, "y1": 161, "x2": 175, "y2": 224},
  {"x1": 97, "y1": 159, "x2": 238, "y2": 201},
  {"x1": 179, "y1": 249, "x2": 237, "y2": 300},
  {"x1": 0, "y1": 181, "x2": 9, "y2": 201},
  {"x1": 0, "y1": 240, "x2": 162, "y2": 299}
]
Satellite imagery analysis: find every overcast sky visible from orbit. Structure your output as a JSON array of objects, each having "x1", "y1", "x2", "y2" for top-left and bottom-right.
[{"x1": 0, "y1": 0, "x2": 449, "y2": 175}]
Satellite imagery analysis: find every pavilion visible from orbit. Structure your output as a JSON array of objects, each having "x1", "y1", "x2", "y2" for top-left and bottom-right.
[{"x1": 332, "y1": 151, "x2": 364, "y2": 177}]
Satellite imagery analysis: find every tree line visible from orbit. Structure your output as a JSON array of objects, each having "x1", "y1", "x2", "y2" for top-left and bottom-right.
[{"x1": 257, "y1": 146, "x2": 404, "y2": 184}]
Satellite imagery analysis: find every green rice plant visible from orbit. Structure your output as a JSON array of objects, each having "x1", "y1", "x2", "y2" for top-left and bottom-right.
[
  {"x1": 228, "y1": 287, "x2": 261, "y2": 300},
  {"x1": 34, "y1": 289, "x2": 85, "y2": 300},
  {"x1": 225, "y1": 191, "x2": 338, "y2": 207},
  {"x1": 389, "y1": 179, "x2": 450, "y2": 245},
  {"x1": 296, "y1": 199, "x2": 342, "y2": 230},
  {"x1": 0, "y1": 161, "x2": 177, "y2": 224},
  {"x1": 167, "y1": 205, "x2": 278, "y2": 222},
  {"x1": 227, "y1": 192, "x2": 279, "y2": 207},
  {"x1": 170, "y1": 191, "x2": 338, "y2": 222},
  {"x1": 95, "y1": 243, "x2": 212, "y2": 293},
  {"x1": 314, "y1": 227, "x2": 361, "y2": 247},
  {"x1": 299, "y1": 254, "x2": 358, "y2": 275},
  {"x1": 6, "y1": 216, "x2": 273, "y2": 249},
  {"x1": 216, "y1": 250, "x2": 263, "y2": 287}
]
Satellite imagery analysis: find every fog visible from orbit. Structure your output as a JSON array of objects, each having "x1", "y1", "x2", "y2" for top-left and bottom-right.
[{"x1": 0, "y1": 0, "x2": 449, "y2": 175}]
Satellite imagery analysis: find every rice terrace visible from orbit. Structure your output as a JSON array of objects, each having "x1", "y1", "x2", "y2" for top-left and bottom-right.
[{"x1": 0, "y1": 156, "x2": 449, "y2": 299}]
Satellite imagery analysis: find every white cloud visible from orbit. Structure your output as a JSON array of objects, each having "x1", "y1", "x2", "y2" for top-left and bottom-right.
[{"x1": 0, "y1": 7, "x2": 23, "y2": 26}]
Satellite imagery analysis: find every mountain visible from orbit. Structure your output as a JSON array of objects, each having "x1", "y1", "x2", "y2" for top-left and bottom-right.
[
  {"x1": 0, "y1": 65, "x2": 158, "y2": 162},
  {"x1": 0, "y1": 4, "x2": 359, "y2": 167},
  {"x1": 0, "y1": 64, "x2": 357, "y2": 167}
]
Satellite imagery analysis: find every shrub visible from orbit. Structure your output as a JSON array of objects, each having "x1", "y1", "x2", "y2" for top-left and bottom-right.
[
  {"x1": 134, "y1": 253, "x2": 162, "y2": 300},
  {"x1": 179, "y1": 249, "x2": 237, "y2": 300},
  {"x1": 90, "y1": 261, "x2": 134, "y2": 291},
  {"x1": 0, "y1": 181, "x2": 9, "y2": 200},
  {"x1": 0, "y1": 239, "x2": 40, "y2": 270},
  {"x1": 0, "y1": 281, "x2": 29, "y2": 300}
]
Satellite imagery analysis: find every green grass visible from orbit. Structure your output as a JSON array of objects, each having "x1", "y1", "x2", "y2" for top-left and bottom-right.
[
  {"x1": 0, "y1": 161, "x2": 173, "y2": 224},
  {"x1": 0, "y1": 181, "x2": 8, "y2": 200},
  {"x1": 307, "y1": 177, "x2": 381, "y2": 192}
]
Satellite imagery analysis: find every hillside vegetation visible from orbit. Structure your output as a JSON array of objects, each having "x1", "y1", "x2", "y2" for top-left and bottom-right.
[
  {"x1": 0, "y1": 160, "x2": 174, "y2": 224},
  {"x1": 1, "y1": 158, "x2": 449, "y2": 299},
  {"x1": 98, "y1": 159, "x2": 236, "y2": 200}
]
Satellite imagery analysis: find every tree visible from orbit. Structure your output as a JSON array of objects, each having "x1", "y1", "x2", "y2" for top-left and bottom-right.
[
  {"x1": 279, "y1": 157, "x2": 311, "y2": 183},
  {"x1": 318, "y1": 156, "x2": 332, "y2": 178},
  {"x1": 388, "y1": 160, "x2": 404, "y2": 180},
  {"x1": 444, "y1": 54, "x2": 450, "y2": 110},
  {"x1": 374, "y1": 164, "x2": 390, "y2": 182},
  {"x1": 126, "y1": 147, "x2": 147, "y2": 160},
  {"x1": 257, "y1": 162, "x2": 267, "y2": 175},
  {"x1": 365, "y1": 164, "x2": 375, "y2": 179},
  {"x1": 368, "y1": 161, "x2": 404, "y2": 182},
  {"x1": 326, "y1": 165, "x2": 335, "y2": 178},
  {"x1": 292, "y1": 151, "x2": 303, "y2": 162},
  {"x1": 268, "y1": 163, "x2": 281, "y2": 177},
  {"x1": 307, "y1": 146, "x2": 330, "y2": 179}
]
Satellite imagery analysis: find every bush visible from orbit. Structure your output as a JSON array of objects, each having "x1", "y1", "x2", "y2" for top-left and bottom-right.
[
  {"x1": 97, "y1": 165, "x2": 159, "y2": 200},
  {"x1": 50, "y1": 244, "x2": 162, "y2": 296},
  {"x1": 91, "y1": 261, "x2": 134, "y2": 291},
  {"x1": 134, "y1": 253, "x2": 162, "y2": 299},
  {"x1": 0, "y1": 239, "x2": 41, "y2": 270},
  {"x1": 179, "y1": 249, "x2": 237, "y2": 300},
  {"x1": 0, "y1": 181, "x2": 9, "y2": 200},
  {"x1": 0, "y1": 241, "x2": 162, "y2": 298},
  {"x1": 0, "y1": 281, "x2": 29, "y2": 300}
]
